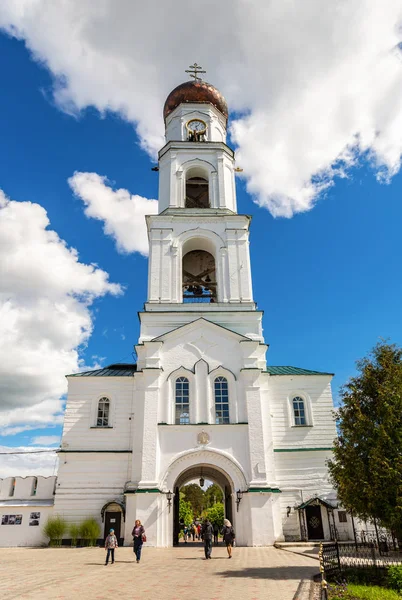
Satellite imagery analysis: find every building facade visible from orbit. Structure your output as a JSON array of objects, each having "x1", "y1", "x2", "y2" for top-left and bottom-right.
[{"x1": 1, "y1": 75, "x2": 345, "y2": 547}]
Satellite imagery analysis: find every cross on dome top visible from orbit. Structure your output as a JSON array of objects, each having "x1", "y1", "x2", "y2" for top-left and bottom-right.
[{"x1": 185, "y1": 62, "x2": 206, "y2": 82}]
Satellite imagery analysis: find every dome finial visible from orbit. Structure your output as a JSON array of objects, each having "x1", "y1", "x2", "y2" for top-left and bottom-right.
[{"x1": 185, "y1": 62, "x2": 206, "y2": 82}]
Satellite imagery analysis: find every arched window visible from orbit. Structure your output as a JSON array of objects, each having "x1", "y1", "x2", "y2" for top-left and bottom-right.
[
  {"x1": 185, "y1": 176, "x2": 209, "y2": 208},
  {"x1": 292, "y1": 396, "x2": 306, "y2": 426},
  {"x1": 214, "y1": 377, "x2": 229, "y2": 424},
  {"x1": 175, "y1": 377, "x2": 190, "y2": 424},
  {"x1": 97, "y1": 397, "x2": 110, "y2": 427},
  {"x1": 182, "y1": 249, "x2": 216, "y2": 303}
]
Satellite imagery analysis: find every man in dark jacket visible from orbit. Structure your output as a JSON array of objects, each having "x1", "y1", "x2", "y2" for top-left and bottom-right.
[{"x1": 201, "y1": 519, "x2": 213, "y2": 559}]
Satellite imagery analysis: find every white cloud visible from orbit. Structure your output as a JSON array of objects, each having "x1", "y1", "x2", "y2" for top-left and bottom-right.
[
  {"x1": 68, "y1": 172, "x2": 157, "y2": 255},
  {"x1": 0, "y1": 189, "x2": 122, "y2": 433},
  {"x1": 1, "y1": 1, "x2": 401, "y2": 216},
  {"x1": 31, "y1": 436, "x2": 60, "y2": 446},
  {"x1": 0, "y1": 446, "x2": 58, "y2": 478}
]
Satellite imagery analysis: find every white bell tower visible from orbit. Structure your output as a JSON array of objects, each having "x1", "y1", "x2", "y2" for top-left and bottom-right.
[{"x1": 140, "y1": 68, "x2": 264, "y2": 345}]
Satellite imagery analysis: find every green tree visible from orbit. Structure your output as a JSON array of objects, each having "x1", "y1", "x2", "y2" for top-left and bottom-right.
[
  {"x1": 328, "y1": 341, "x2": 402, "y2": 539},
  {"x1": 179, "y1": 498, "x2": 194, "y2": 526},
  {"x1": 204, "y1": 502, "x2": 224, "y2": 529},
  {"x1": 204, "y1": 483, "x2": 223, "y2": 508},
  {"x1": 181, "y1": 483, "x2": 205, "y2": 517}
]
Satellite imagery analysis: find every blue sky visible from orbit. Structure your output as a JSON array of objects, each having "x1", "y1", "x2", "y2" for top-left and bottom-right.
[{"x1": 0, "y1": 5, "x2": 401, "y2": 469}]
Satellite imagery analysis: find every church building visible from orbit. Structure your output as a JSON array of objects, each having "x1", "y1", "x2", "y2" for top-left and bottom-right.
[{"x1": 47, "y1": 70, "x2": 339, "y2": 546}]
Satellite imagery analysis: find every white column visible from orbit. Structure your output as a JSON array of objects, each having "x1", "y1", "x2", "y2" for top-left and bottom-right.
[
  {"x1": 195, "y1": 360, "x2": 209, "y2": 424},
  {"x1": 240, "y1": 369, "x2": 268, "y2": 487},
  {"x1": 226, "y1": 230, "x2": 240, "y2": 302},
  {"x1": 137, "y1": 368, "x2": 162, "y2": 487}
]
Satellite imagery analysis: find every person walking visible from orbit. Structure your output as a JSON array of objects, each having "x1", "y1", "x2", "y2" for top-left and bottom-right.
[
  {"x1": 183, "y1": 525, "x2": 188, "y2": 543},
  {"x1": 213, "y1": 523, "x2": 219, "y2": 545},
  {"x1": 197, "y1": 523, "x2": 201, "y2": 540},
  {"x1": 221, "y1": 519, "x2": 235, "y2": 558},
  {"x1": 132, "y1": 519, "x2": 146, "y2": 563},
  {"x1": 104, "y1": 528, "x2": 118, "y2": 565},
  {"x1": 192, "y1": 524, "x2": 196, "y2": 541},
  {"x1": 201, "y1": 518, "x2": 213, "y2": 559}
]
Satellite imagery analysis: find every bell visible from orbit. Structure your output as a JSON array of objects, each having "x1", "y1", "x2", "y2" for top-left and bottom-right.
[
  {"x1": 205, "y1": 275, "x2": 211, "y2": 283},
  {"x1": 193, "y1": 286, "x2": 203, "y2": 296},
  {"x1": 187, "y1": 286, "x2": 194, "y2": 293}
]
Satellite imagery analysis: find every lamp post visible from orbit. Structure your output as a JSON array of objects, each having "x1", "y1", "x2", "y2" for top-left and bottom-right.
[
  {"x1": 166, "y1": 490, "x2": 172, "y2": 513},
  {"x1": 236, "y1": 490, "x2": 243, "y2": 512}
]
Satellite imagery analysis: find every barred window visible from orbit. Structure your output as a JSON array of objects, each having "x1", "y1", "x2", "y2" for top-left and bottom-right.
[
  {"x1": 215, "y1": 377, "x2": 229, "y2": 424},
  {"x1": 292, "y1": 397, "x2": 306, "y2": 426},
  {"x1": 338, "y1": 511, "x2": 348, "y2": 523},
  {"x1": 175, "y1": 377, "x2": 190, "y2": 424},
  {"x1": 97, "y1": 397, "x2": 110, "y2": 427}
]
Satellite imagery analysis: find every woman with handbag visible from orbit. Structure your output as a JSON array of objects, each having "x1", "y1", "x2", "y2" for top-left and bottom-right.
[{"x1": 132, "y1": 519, "x2": 146, "y2": 563}]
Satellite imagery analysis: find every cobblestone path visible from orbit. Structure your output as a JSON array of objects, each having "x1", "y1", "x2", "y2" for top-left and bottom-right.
[{"x1": 0, "y1": 545, "x2": 318, "y2": 600}]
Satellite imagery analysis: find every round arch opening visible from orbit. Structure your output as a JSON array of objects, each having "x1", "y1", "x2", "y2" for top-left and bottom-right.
[{"x1": 172, "y1": 463, "x2": 234, "y2": 546}]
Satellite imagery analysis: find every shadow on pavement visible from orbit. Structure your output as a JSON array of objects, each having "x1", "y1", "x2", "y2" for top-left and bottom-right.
[{"x1": 218, "y1": 566, "x2": 318, "y2": 579}]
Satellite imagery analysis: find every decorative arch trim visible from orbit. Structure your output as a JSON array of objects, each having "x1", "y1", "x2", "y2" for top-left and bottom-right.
[
  {"x1": 160, "y1": 448, "x2": 248, "y2": 492},
  {"x1": 101, "y1": 500, "x2": 125, "y2": 522}
]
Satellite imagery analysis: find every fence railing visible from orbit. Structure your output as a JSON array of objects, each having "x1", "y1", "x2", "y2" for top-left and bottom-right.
[{"x1": 319, "y1": 540, "x2": 402, "y2": 599}]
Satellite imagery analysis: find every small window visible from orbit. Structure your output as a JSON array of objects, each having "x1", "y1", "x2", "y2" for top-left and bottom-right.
[
  {"x1": 9, "y1": 478, "x2": 16, "y2": 497},
  {"x1": 97, "y1": 397, "x2": 110, "y2": 427},
  {"x1": 31, "y1": 477, "x2": 38, "y2": 496},
  {"x1": 175, "y1": 377, "x2": 190, "y2": 424},
  {"x1": 215, "y1": 377, "x2": 229, "y2": 424},
  {"x1": 338, "y1": 511, "x2": 347, "y2": 523},
  {"x1": 292, "y1": 396, "x2": 306, "y2": 426}
]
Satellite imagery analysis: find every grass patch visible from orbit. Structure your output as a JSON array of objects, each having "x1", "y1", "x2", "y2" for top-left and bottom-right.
[{"x1": 348, "y1": 584, "x2": 401, "y2": 599}]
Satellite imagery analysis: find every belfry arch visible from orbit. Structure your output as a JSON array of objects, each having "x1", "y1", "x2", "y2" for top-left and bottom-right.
[{"x1": 180, "y1": 232, "x2": 220, "y2": 303}]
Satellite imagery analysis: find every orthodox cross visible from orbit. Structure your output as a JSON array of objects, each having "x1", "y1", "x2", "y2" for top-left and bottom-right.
[{"x1": 185, "y1": 62, "x2": 206, "y2": 81}]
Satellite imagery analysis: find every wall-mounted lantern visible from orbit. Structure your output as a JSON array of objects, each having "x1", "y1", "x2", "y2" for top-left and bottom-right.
[
  {"x1": 236, "y1": 490, "x2": 243, "y2": 512},
  {"x1": 286, "y1": 506, "x2": 292, "y2": 517},
  {"x1": 166, "y1": 490, "x2": 172, "y2": 513}
]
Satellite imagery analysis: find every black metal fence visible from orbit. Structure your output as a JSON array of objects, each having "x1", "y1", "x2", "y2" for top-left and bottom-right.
[{"x1": 319, "y1": 540, "x2": 402, "y2": 598}]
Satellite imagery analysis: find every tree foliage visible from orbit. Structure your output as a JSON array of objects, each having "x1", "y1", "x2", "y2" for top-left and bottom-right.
[
  {"x1": 204, "y1": 483, "x2": 223, "y2": 508},
  {"x1": 204, "y1": 502, "x2": 225, "y2": 529},
  {"x1": 328, "y1": 341, "x2": 402, "y2": 537},
  {"x1": 179, "y1": 499, "x2": 194, "y2": 526},
  {"x1": 181, "y1": 483, "x2": 205, "y2": 517}
]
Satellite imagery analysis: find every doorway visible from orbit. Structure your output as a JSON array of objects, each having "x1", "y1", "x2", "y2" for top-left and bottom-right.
[
  {"x1": 305, "y1": 505, "x2": 324, "y2": 540},
  {"x1": 172, "y1": 464, "x2": 234, "y2": 546},
  {"x1": 104, "y1": 511, "x2": 123, "y2": 546}
]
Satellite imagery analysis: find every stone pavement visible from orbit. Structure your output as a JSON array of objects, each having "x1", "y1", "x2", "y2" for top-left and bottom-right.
[{"x1": 0, "y1": 544, "x2": 319, "y2": 600}]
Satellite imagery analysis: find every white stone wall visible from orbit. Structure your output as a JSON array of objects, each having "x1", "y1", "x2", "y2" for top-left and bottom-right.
[
  {"x1": 0, "y1": 505, "x2": 54, "y2": 547},
  {"x1": 0, "y1": 476, "x2": 56, "y2": 500}
]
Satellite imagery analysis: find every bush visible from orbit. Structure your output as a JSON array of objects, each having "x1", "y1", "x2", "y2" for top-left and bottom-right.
[
  {"x1": 43, "y1": 516, "x2": 68, "y2": 547},
  {"x1": 79, "y1": 518, "x2": 101, "y2": 546},
  {"x1": 387, "y1": 565, "x2": 402, "y2": 592},
  {"x1": 68, "y1": 523, "x2": 80, "y2": 547}
]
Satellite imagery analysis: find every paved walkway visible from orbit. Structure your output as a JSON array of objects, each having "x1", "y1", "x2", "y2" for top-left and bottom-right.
[{"x1": 0, "y1": 545, "x2": 319, "y2": 600}]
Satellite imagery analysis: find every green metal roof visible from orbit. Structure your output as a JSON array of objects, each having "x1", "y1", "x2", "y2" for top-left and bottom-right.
[
  {"x1": 67, "y1": 363, "x2": 137, "y2": 377},
  {"x1": 266, "y1": 366, "x2": 334, "y2": 376}
]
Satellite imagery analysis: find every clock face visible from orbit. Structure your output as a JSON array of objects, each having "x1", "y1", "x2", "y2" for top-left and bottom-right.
[{"x1": 187, "y1": 119, "x2": 207, "y2": 133}]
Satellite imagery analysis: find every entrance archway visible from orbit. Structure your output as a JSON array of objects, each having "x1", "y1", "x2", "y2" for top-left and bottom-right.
[{"x1": 172, "y1": 464, "x2": 234, "y2": 546}]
